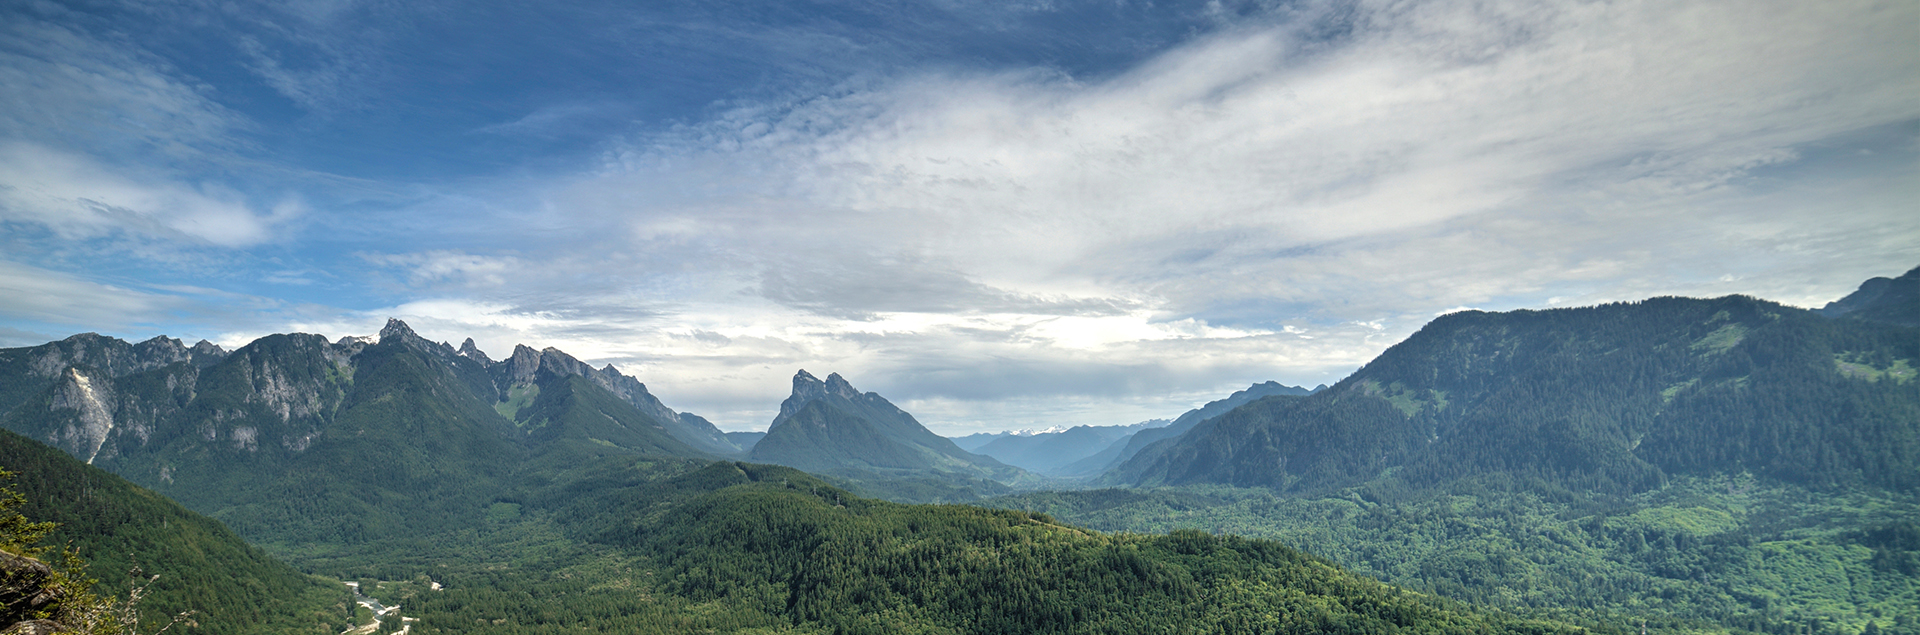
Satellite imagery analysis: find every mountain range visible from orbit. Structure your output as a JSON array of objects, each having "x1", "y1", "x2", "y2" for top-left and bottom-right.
[
  {"x1": 0, "y1": 370, "x2": 1567, "y2": 635},
  {"x1": 1110, "y1": 292, "x2": 1919, "y2": 496},
  {"x1": 0, "y1": 266, "x2": 1914, "y2": 633},
  {"x1": 0, "y1": 318, "x2": 741, "y2": 551},
  {"x1": 948, "y1": 379, "x2": 1323, "y2": 477},
  {"x1": 960, "y1": 419, "x2": 1165, "y2": 476}
]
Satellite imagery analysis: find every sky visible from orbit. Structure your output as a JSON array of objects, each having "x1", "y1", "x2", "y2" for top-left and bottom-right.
[{"x1": 0, "y1": 0, "x2": 1915, "y2": 435}]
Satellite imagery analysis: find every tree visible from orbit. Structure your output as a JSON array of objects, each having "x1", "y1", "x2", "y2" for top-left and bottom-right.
[{"x1": 1, "y1": 468, "x2": 193, "y2": 635}]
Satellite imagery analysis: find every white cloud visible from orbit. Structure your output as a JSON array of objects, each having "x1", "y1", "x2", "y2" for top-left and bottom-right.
[
  {"x1": 293, "y1": 0, "x2": 1915, "y2": 431},
  {"x1": 475, "y1": 103, "x2": 620, "y2": 137},
  {"x1": 542, "y1": 0, "x2": 1914, "y2": 350},
  {"x1": 0, "y1": 142, "x2": 297, "y2": 246},
  {"x1": 0, "y1": 14, "x2": 253, "y2": 174},
  {"x1": 0, "y1": 260, "x2": 181, "y2": 327},
  {"x1": 361, "y1": 250, "x2": 525, "y2": 287},
  {"x1": 0, "y1": 13, "x2": 304, "y2": 250},
  {"x1": 607, "y1": 0, "x2": 1913, "y2": 280}
]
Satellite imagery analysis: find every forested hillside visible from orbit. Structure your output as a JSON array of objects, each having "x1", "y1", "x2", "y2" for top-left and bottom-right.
[
  {"x1": 1079, "y1": 381, "x2": 1321, "y2": 476},
  {"x1": 993, "y1": 288, "x2": 1920, "y2": 635},
  {"x1": 1114, "y1": 295, "x2": 1920, "y2": 495},
  {"x1": 993, "y1": 477, "x2": 1920, "y2": 635},
  {"x1": 365, "y1": 457, "x2": 1588, "y2": 635},
  {"x1": 0, "y1": 430, "x2": 345, "y2": 634},
  {"x1": 1822, "y1": 265, "x2": 1920, "y2": 328}
]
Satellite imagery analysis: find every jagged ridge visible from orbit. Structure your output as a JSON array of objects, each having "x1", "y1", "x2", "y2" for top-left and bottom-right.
[{"x1": 751, "y1": 370, "x2": 1023, "y2": 484}]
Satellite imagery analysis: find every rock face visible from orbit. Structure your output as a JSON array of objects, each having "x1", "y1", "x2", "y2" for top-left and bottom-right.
[
  {"x1": 0, "y1": 333, "x2": 243, "y2": 467},
  {"x1": 0, "y1": 319, "x2": 732, "y2": 549},
  {"x1": 489, "y1": 345, "x2": 739, "y2": 455},
  {"x1": 0, "y1": 319, "x2": 740, "y2": 472},
  {"x1": 0, "y1": 551, "x2": 66, "y2": 634},
  {"x1": 1, "y1": 619, "x2": 66, "y2": 634},
  {"x1": 456, "y1": 338, "x2": 489, "y2": 362}
]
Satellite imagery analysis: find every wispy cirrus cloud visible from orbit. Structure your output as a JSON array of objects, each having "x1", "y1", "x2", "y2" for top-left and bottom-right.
[
  {"x1": 577, "y1": 0, "x2": 1916, "y2": 323},
  {"x1": 0, "y1": 142, "x2": 302, "y2": 247},
  {"x1": 0, "y1": 14, "x2": 247, "y2": 159},
  {"x1": 0, "y1": 260, "x2": 183, "y2": 330},
  {"x1": 360, "y1": 250, "x2": 526, "y2": 288}
]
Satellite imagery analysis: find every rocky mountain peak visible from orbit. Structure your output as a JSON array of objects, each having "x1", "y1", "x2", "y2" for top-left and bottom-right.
[
  {"x1": 24, "y1": 332, "x2": 193, "y2": 379},
  {"x1": 330, "y1": 337, "x2": 373, "y2": 361},
  {"x1": 130, "y1": 335, "x2": 192, "y2": 366},
  {"x1": 508, "y1": 345, "x2": 542, "y2": 383},
  {"x1": 789, "y1": 370, "x2": 864, "y2": 401},
  {"x1": 481, "y1": 341, "x2": 739, "y2": 454},
  {"x1": 774, "y1": 370, "x2": 826, "y2": 428},
  {"x1": 190, "y1": 340, "x2": 226, "y2": 356},
  {"x1": 772, "y1": 370, "x2": 875, "y2": 428},
  {"x1": 374, "y1": 318, "x2": 460, "y2": 359},
  {"x1": 823, "y1": 372, "x2": 861, "y2": 400},
  {"x1": 500, "y1": 345, "x2": 594, "y2": 385},
  {"x1": 378, "y1": 318, "x2": 418, "y2": 343},
  {"x1": 457, "y1": 338, "x2": 489, "y2": 362},
  {"x1": 792, "y1": 369, "x2": 821, "y2": 391},
  {"x1": 136, "y1": 335, "x2": 184, "y2": 351},
  {"x1": 539, "y1": 347, "x2": 592, "y2": 376}
]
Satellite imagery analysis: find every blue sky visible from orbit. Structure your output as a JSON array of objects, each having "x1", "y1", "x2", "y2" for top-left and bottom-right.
[{"x1": 2, "y1": 0, "x2": 1916, "y2": 434}]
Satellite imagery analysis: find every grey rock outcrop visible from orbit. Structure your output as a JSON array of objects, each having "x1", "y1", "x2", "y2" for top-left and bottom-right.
[{"x1": 0, "y1": 551, "x2": 67, "y2": 634}]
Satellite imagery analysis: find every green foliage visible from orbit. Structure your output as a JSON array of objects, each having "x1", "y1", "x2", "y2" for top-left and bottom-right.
[
  {"x1": 1835, "y1": 354, "x2": 1916, "y2": 383},
  {"x1": 0, "y1": 431, "x2": 342, "y2": 634},
  {"x1": 493, "y1": 384, "x2": 538, "y2": 422},
  {"x1": 511, "y1": 460, "x2": 1578, "y2": 634},
  {"x1": 4, "y1": 466, "x2": 207, "y2": 635},
  {"x1": 221, "y1": 456, "x2": 1584, "y2": 634},
  {"x1": 1119, "y1": 296, "x2": 1920, "y2": 496},
  {"x1": 990, "y1": 476, "x2": 1920, "y2": 635},
  {"x1": 0, "y1": 468, "x2": 54, "y2": 556}
]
